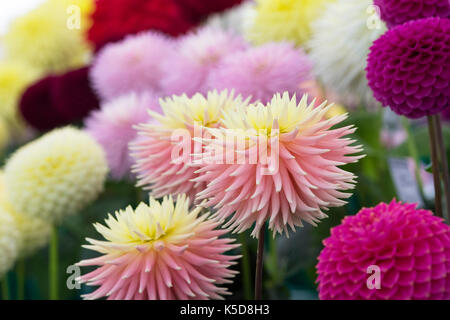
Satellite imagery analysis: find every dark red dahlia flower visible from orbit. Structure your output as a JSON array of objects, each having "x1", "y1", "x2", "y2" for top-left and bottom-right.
[
  {"x1": 52, "y1": 67, "x2": 99, "y2": 121},
  {"x1": 175, "y1": 0, "x2": 244, "y2": 22},
  {"x1": 374, "y1": 0, "x2": 450, "y2": 28},
  {"x1": 19, "y1": 67, "x2": 100, "y2": 131},
  {"x1": 366, "y1": 17, "x2": 450, "y2": 119},
  {"x1": 88, "y1": 0, "x2": 194, "y2": 51},
  {"x1": 317, "y1": 200, "x2": 450, "y2": 300},
  {"x1": 19, "y1": 76, "x2": 68, "y2": 131}
]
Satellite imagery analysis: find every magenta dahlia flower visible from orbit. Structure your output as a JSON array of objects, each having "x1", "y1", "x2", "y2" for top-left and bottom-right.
[
  {"x1": 194, "y1": 93, "x2": 364, "y2": 237},
  {"x1": 90, "y1": 31, "x2": 174, "y2": 101},
  {"x1": 161, "y1": 27, "x2": 248, "y2": 96},
  {"x1": 85, "y1": 92, "x2": 159, "y2": 180},
  {"x1": 373, "y1": 0, "x2": 450, "y2": 28},
  {"x1": 208, "y1": 42, "x2": 314, "y2": 104},
  {"x1": 317, "y1": 200, "x2": 450, "y2": 300},
  {"x1": 77, "y1": 194, "x2": 240, "y2": 300},
  {"x1": 366, "y1": 17, "x2": 450, "y2": 119}
]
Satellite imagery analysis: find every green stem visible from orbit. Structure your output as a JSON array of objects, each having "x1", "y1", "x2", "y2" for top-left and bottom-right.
[
  {"x1": 16, "y1": 259, "x2": 25, "y2": 300},
  {"x1": 434, "y1": 115, "x2": 450, "y2": 223},
  {"x1": 49, "y1": 226, "x2": 59, "y2": 300},
  {"x1": 427, "y1": 116, "x2": 443, "y2": 218},
  {"x1": 237, "y1": 234, "x2": 252, "y2": 300},
  {"x1": 401, "y1": 117, "x2": 425, "y2": 199},
  {"x1": 1, "y1": 276, "x2": 9, "y2": 300},
  {"x1": 254, "y1": 227, "x2": 266, "y2": 300}
]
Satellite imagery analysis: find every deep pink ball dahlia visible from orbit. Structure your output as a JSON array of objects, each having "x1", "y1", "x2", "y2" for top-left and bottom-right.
[
  {"x1": 208, "y1": 42, "x2": 313, "y2": 104},
  {"x1": 366, "y1": 17, "x2": 450, "y2": 119},
  {"x1": 373, "y1": 0, "x2": 450, "y2": 28},
  {"x1": 317, "y1": 200, "x2": 450, "y2": 300}
]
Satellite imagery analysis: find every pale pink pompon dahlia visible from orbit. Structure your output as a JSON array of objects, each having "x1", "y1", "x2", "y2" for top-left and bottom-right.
[
  {"x1": 130, "y1": 90, "x2": 250, "y2": 199},
  {"x1": 317, "y1": 200, "x2": 450, "y2": 300},
  {"x1": 194, "y1": 93, "x2": 364, "y2": 237},
  {"x1": 77, "y1": 194, "x2": 240, "y2": 300}
]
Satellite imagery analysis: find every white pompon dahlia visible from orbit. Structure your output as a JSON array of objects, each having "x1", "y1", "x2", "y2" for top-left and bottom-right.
[
  {"x1": 308, "y1": 0, "x2": 386, "y2": 107},
  {"x1": 4, "y1": 127, "x2": 108, "y2": 223}
]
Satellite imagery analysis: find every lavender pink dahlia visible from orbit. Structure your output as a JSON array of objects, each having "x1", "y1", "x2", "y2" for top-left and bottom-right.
[
  {"x1": 373, "y1": 0, "x2": 450, "y2": 28},
  {"x1": 366, "y1": 17, "x2": 450, "y2": 119},
  {"x1": 85, "y1": 92, "x2": 159, "y2": 180},
  {"x1": 208, "y1": 42, "x2": 314, "y2": 104},
  {"x1": 161, "y1": 27, "x2": 247, "y2": 96},
  {"x1": 317, "y1": 200, "x2": 450, "y2": 300},
  {"x1": 194, "y1": 93, "x2": 364, "y2": 237},
  {"x1": 77, "y1": 194, "x2": 240, "y2": 300},
  {"x1": 90, "y1": 31, "x2": 174, "y2": 101}
]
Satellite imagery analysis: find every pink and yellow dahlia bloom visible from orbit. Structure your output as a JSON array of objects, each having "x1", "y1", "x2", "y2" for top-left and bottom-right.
[
  {"x1": 130, "y1": 90, "x2": 250, "y2": 199},
  {"x1": 77, "y1": 194, "x2": 240, "y2": 300},
  {"x1": 194, "y1": 92, "x2": 364, "y2": 237}
]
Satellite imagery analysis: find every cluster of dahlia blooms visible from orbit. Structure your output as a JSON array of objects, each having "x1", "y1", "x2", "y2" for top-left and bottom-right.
[
  {"x1": 367, "y1": 17, "x2": 450, "y2": 118},
  {"x1": 91, "y1": 27, "x2": 314, "y2": 105},
  {"x1": 77, "y1": 194, "x2": 240, "y2": 300},
  {"x1": 317, "y1": 200, "x2": 450, "y2": 300},
  {"x1": 133, "y1": 90, "x2": 364, "y2": 237}
]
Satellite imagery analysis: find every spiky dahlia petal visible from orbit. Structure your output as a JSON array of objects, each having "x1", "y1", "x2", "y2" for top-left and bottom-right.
[
  {"x1": 374, "y1": 0, "x2": 450, "y2": 28},
  {"x1": 90, "y1": 31, "x2": 174, "y2": 101},
  {"x1": 317, "y1": 200, "x2": 450, "y2": 300},
  {"x1": 86, "y1": 92, "x2": 159, "y2": 179},
  {"x1": 77, "y1": 194, "x2": 240, "y2": 300},
  {"x1": 131, "y1": 90, "x2": 251, "y2": 199},
  {"x1": 194, "y1": 92, "x2": 364, "y2": 237},
  {"x1": 4, "y1": 127, "x2": 108, "y2": 222},
  {"x1": 308, "y1": 0, "x2": 386, "y2": 108},
  {"x1": 208, "y1": 42, "x2": 313, "y2": 104},
  {"x1": 366, "y1": 17, "x2": 450, "y2": 119}
]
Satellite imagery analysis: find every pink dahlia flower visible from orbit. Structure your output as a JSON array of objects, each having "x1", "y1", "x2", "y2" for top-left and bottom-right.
[
  {"x1": 90, "y1": 31, "x2": 174, "y2": 101},
  {"x1": 208, "y1": 42, "x2": 314, "y2": 103},
  {"x1": 374, "y1": 0, "x2": 450, "y2": 28},
  {"x1": 317, "y1": 200, "x2": 450, "y2": 300},
  {"x1": 161, "y1": 27, "x2": 248, "y2": 96},
  {"x1": 77, "y1": 194, "x2": 240, "y2": 300},
  {"x1": 366, "y1": 17, "x2": 450, "y2": 119},
  {"x1": 85, "y1": 92, "x2": 159, "y2": 179},
  {"x1": 194, "y1": 93, "x2": 364, "y2": 237},
  {"x1": 131, "y1": 90, "x2": 250, "y2": 199}
]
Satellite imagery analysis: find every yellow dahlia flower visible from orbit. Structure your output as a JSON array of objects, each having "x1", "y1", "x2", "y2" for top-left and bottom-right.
[
  {"x1": 3, "y1": 0, "x2": 92, "y2": 73},
  {"x1": 0, "y1": 172, "x2": 51, "y2": 258},
  {"x1": 247, "y1": 0, "x2": 335, "y2": 46},
  {"x1": 0, "y1": 208, "x2": 20, "y2": 277},
  {"x1": 0, "y1": 60, "x2": 38, "y2": 129},
  {"x1": 4, "y1": 127, "x2": 108, "y2": 223}
]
